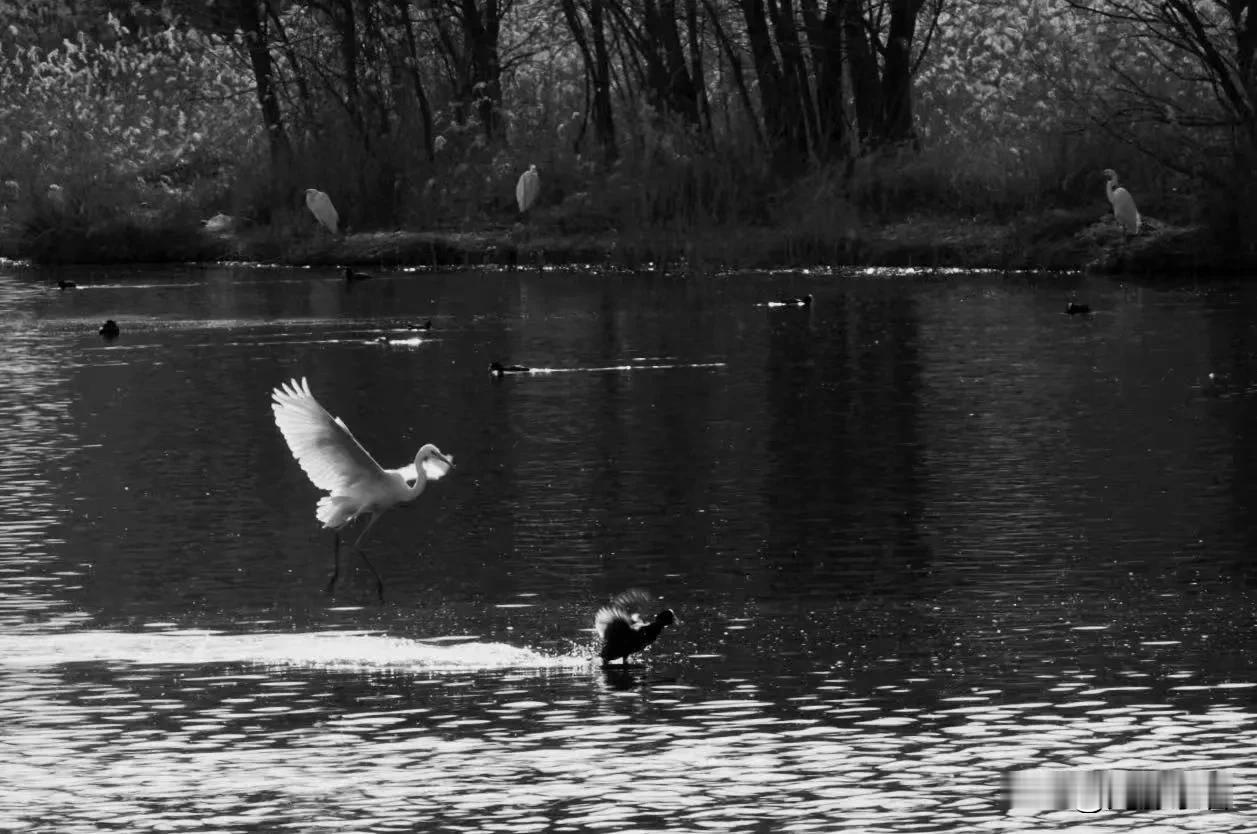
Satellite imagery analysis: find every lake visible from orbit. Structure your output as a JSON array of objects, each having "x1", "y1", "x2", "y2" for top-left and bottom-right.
[{"x1": 0, "y1": 262, "x2": 1254, "y2": 831}]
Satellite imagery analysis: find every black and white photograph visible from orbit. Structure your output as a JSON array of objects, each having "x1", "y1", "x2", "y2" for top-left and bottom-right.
[{"x1": 0, "y1": 0, "x2": 1254, "y2": 830}]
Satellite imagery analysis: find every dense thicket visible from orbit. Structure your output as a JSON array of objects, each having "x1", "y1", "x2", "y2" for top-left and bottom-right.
[{"x1": 1, "y1": 0, "x2": 1254, "y2": 253}]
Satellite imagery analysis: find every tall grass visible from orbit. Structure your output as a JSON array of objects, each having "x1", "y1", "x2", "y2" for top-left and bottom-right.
[
  {"x1": 0, "y1": 16, "x2": 254, "y2": 260},
  {"x1": 0, "y1": 3, "x2": 1216, "y2": 267}
]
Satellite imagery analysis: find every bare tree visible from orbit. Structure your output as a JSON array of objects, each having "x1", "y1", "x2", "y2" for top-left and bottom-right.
[{"x1": 1068, "y1": 1, "x2": 1257, "y2": 242}]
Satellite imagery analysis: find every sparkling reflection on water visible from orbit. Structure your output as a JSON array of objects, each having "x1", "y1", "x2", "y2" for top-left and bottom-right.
[{"x1": 0, "y1": 265, "x2": 1255, "y2": 832}]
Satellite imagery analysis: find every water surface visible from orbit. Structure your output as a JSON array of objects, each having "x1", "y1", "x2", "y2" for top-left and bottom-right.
[{"x1": 0, "y1": 264, "x2": 1254, "y2": 831}]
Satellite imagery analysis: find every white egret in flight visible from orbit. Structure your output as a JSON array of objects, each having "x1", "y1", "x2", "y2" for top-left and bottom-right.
[
  {"x1": 594, "y1": 588, "x2": 677, "y2": 666},
  {"x1": 516, "y1": 164, "x2": 540, "y2": 214},
  {"x1": 1103, "y1": 169, "x2": 1140, "y2": 236},
  {"x1": 305, "y1": 188, "x2": 339, "y2": 235},
  {"x1": 271, "y1": 377, "x2": 453, "y2": 599}
]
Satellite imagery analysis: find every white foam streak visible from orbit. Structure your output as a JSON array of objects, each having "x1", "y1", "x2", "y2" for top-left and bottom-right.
[{"x1": 0, "y1": 629, "x2": 590, "y2": 673}]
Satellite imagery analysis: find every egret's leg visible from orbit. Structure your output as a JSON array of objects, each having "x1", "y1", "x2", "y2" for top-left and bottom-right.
[
  {"x1": 347, "y1": 514, "x2": 386, "y2": 601},
  {"x1": 325, "y1": 531, "x2": 343, "y2": 595}
]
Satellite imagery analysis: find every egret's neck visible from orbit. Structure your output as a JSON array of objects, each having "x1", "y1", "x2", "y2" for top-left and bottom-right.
[
  {"x1": 406, "y1": 456, "x2": 429, "y2": 499},
  {"x1": 1105, "y1": 178, "x2": 1117, "y2": 203}
]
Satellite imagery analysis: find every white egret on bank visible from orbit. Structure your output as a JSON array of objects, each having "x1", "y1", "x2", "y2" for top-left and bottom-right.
[
  {"x1": 304, "y1": 188, "x2": 339, "y2": 235},
  {"x1": 1103, "y1": 169, "x2": 1140, "y2": 236},
  {"x1": 594, "y1": 588, "x2": 676, "y2": 666},
  {"x1": 271, "y1": 377, "x2": 453, "y2": 599},
  {"x1": 516, "y1": 164, "x2": 540, "y2": 214},
  {"x1": 203, "y1": 213, "x2": 234, "y2": 233}
]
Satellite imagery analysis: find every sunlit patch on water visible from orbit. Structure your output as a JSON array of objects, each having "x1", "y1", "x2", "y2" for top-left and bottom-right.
[
  {"x1": 499, "y1": 361, "x2": 726, "y2": 375},
  {"x1": 56, "y1": 282, "x2": 204, "y2": 290},
  {"x1": 0, "y1": 630, "x2": 590, "y2": 673},
  {"x1": 735, "y1": 265, "x2": 1081, "y2": 278}
]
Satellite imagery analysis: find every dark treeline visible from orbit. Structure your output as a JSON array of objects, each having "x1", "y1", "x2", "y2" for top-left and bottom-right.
[{"x1": 1, "y1": 0, "x2": 1256, "y2": 258}]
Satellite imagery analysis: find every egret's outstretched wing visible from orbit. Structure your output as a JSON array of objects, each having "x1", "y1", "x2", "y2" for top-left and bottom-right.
[
  {"x1": 271, "y1": 377, "x2": 385, "y2": 493},
  {"x1": 595, "y1": 605, "x2": 635, "y2": 640},
  {"x1": 608, "y1": 588, "x2": 655, "y2": 616},
  {"x1": 594, "y1": 589, "x2": 656, "y2": 639}
]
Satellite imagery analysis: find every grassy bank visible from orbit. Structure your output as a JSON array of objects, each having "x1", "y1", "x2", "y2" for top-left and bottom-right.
[{"x1": 0, "y1": 201, "x2": 1233, "y2": 277}]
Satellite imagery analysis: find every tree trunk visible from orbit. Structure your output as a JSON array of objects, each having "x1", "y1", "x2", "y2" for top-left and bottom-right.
[
  {"x1": 561, "y1": 0, "x2": 619, "y2": 165},
  {"x1": 333, "y1": 0, "x2": 364, "y2": 139},
  {"x1": 879, "y1": 0, "x2": 922, "y2": 144},
  {"x1": 457, "y1": 0, "x2": 502, "y2": 140},
  {"x1": 656, "y1": 0, "x2": 699, "y2": 123},
  {"x1": 589, "y1": 0, "x2": 619, "y2": 164},
  {"x1": 801, "y1": 0, "x2": 847, "y2": 161},
  {"x1": 395, "y1": 0, "x2": 436, "y2": 160},
  {"x1": 741, "y1": 0, "x2": 808, "y2": 173},
  {"x1": 236, "y1": 0, "x2": 292, "y2": 188},
  {"x1": 844, "y1": 0, "x2": 879, "y2": 149}
]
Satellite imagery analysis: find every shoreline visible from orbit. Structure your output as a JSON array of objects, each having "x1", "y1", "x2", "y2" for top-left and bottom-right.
[{"x1": 0, "y1": 209, "x2": 1241, "y2": 276}]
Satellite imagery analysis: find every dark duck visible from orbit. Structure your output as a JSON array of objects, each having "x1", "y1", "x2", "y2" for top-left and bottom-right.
[
  {"x1": 99, "y1": 319, "x2": 120, "y2": 339},
  {"x1": 768, "y1": 293, "x2": 812, "y2": 307},
  {"x1": 344, "y1": 268, "x2": 373, "y2": 282},
  {"x1": 594, "y1": 588, "x2": 676, "y2": 666},
  {"x1": 489, "y1": 361, "x2": 529, "y2": 376},
  {"x1": 1066, "y1": 301, "x2": 1091, "y2": 315}
]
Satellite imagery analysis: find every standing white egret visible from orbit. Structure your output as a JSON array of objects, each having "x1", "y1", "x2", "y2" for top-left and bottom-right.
[
  {"x1": 1103, "y1": 169, "x2": 1140, "y2": 236},
  {"x1": 515, "y1": 164, "x2": 540, "y2": 214},
  {"x1": 304, "y1": 188, "x2": 339, "y2": 235},
  {"x1": 271, "y1": 377, "x2": 453, "y2": 599}
]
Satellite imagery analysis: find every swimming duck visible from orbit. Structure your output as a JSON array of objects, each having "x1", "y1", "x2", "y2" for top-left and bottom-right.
[
  {"x1": 594, "y1": 588, "x2": 676, "y2": 666},
  {"x1": 99, "y1": 319, "x2": 120, "y2": 339},
  {"x1": 344, "y1": 268, "x2": 373, "y2": 282},
  {"x1": 58, "y1": 280, "x2": 76, "y2": 290},
  {"x1": 1066, "y1": 301, "x2": 1091, "y2": 315},
  {"x1": 489, "y1": 361, "x2": 530, "y2": 376},
  {"x1": 768, "y1": 293, "x2": 812, "y2": 307},
  {"x1": 409, "y1": 320, "x2": 432, "y2": 331}
]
